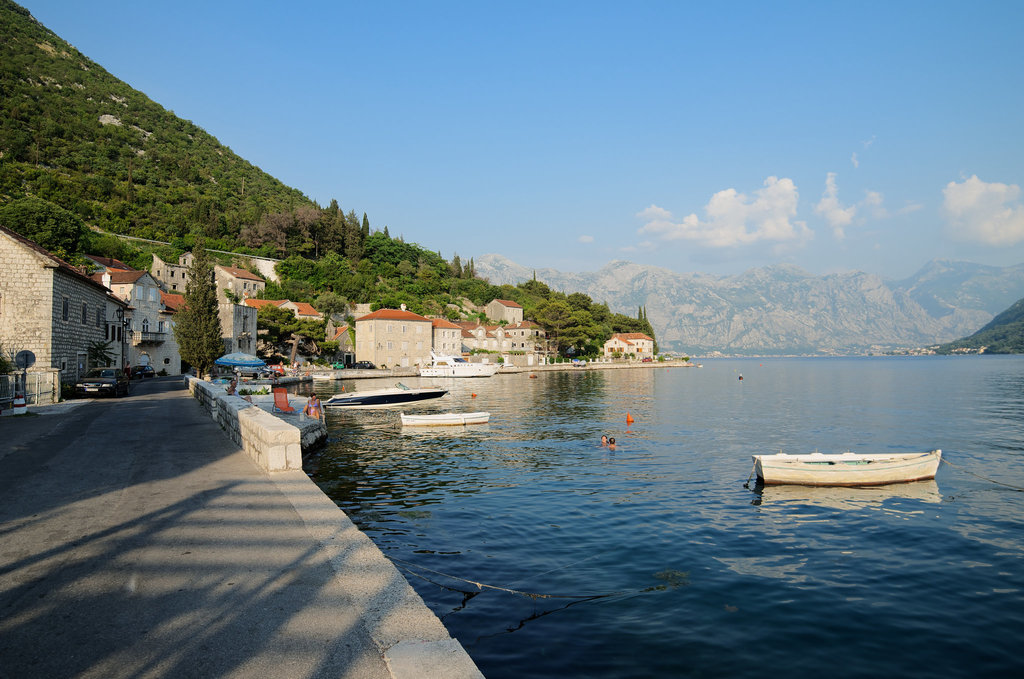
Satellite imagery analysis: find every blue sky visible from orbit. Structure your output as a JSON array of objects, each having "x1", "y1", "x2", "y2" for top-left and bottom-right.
[{"x1": 21, "y1": 1, "x2": 1024, "y2": 279}]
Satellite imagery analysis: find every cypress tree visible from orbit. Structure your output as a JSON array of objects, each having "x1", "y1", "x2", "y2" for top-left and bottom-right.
[{"x1": 174, "y1": 246, "x2": 225, "y2": 377}]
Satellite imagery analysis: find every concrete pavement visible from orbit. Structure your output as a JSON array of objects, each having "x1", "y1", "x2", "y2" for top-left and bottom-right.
[{"x1": 0, "y1": 377, "x2": 482, "y2": 679}]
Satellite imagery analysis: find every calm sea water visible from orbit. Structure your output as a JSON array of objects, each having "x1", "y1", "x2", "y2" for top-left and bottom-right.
[{"x1": 309, "y1": 357, "x2": 1024, "y2": 678}]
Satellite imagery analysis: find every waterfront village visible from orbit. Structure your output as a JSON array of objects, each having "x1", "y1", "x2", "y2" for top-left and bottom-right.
[{"x1": 0, "y1": 224, "x2": 658, "y2": 407}]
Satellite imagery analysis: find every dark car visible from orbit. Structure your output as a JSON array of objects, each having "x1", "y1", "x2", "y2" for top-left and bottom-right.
[
  {"x1": 236, "y1": 365, "x2": 274, "y2": 379},
  {"x1": 131, "y1": 365, "x2": 156, "y2": 379},
  {"x1": 75, "y1": 368, "x2": 130, "y2": 397},
  {"x1": 352, "y1": 361, "x2": 376, "y2": 370}
]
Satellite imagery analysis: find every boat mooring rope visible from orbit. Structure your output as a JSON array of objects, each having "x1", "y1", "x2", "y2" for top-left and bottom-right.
[
  {"x1": 389, "y1": 556, "x2": 636, "y2": 601},
  {"x1": 940, "y1": 457, "x2": 1024, "y2": 492}
]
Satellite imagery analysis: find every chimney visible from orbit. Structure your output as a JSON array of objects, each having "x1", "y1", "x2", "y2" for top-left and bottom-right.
[
  {"x1": 400, "y1": 303, "x2": 407, "y2": 311},
  {"x1": 102, "y1": 272, "x2": 111, "y2": 289}
]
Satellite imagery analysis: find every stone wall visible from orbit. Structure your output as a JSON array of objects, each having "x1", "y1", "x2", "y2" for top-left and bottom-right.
[{"x1": 184, "y1": 376, "x2": 320, "y2": 472}]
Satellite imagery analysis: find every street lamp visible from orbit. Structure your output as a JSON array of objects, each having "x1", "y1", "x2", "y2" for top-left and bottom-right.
[{"x1": 115, "y1": 307, "x2": 130, "y2": 373}]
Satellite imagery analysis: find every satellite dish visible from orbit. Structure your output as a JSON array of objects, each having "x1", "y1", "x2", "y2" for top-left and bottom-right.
[{"x1": 15, "y1": 350, "x2": 36, "y2": 370}]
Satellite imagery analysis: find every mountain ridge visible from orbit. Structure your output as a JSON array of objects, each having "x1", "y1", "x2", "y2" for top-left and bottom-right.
[{"x1": 475, "y1": 254, "x2": 1024, "y2": 355}]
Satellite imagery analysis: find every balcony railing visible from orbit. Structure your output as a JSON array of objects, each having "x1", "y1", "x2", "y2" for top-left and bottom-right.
[{"x1": 132, "y1": 331, "x2": 167, "y2": 345}]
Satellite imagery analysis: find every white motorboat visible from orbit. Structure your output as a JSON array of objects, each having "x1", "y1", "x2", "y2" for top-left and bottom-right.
[
  {"x1": 752, "y1": 450, "x2": 942, "y2": 487},
  {"x1": 400, "y1": 411, "x2": 490, "y2": 426},
  {"x1": 323, "y1": 383, "x2": 448, "y2": 409},
  {"x1": 419, "y1": 352, "x2": 499, "y2": 378}
]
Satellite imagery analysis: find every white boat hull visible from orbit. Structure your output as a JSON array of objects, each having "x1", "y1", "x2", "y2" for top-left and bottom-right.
[
  {"x1": 753, "y1": 450, "x2": 942, "y2": 487},
  {"x1": 400, "y1": 411, "x2": 490, "y2": 426},
  {"x1": 419, "y1": 353, "x2": 499, "y2": 378}
]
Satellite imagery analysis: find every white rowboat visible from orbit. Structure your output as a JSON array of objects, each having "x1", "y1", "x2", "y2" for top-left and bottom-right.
[
  {"x1": 400, "y1": 411, "x2": 490, "y2": 426},
  {"x1": 752, "y1": 450, "x2": 942, "y2": 487}
]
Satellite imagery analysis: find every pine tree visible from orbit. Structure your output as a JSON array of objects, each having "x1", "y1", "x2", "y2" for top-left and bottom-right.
[{"x1": 174, "y1": 246, "x2": 225, "y2": 377}]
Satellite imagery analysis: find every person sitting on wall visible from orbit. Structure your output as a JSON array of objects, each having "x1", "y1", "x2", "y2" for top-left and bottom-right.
[{"x1": 303, "y1": 394, "x2": 324, "y2": 421}]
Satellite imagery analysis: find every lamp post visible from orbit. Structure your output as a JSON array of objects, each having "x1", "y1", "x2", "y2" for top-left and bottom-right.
[{"x1": 115, "y1": 307, "x2": 130, "y2": 373}]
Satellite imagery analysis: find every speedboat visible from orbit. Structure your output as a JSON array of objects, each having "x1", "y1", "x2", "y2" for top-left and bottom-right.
[
  {"x1": 419, "y1": 352, "x2": 499, "y2": 378},
  {"x1": 752, "y1": 450, "x2": 942, "y2": 486},
  {"x1": 323, "y1": 383, "x2": 448, "y2": 409}
]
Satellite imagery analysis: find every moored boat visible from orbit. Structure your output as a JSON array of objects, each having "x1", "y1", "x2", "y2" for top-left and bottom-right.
[
  {"x1": 400, "y1": 411, "x2": 491, "y2": 426},
  {"x1": 323, "y1": 383, "x2": 448, "y2": 409},
  {"x1": 752, "y1": 449, "x2": 942, "y2": 487},
  {"x1": 419, "y1": 352, "x2": 499, "y2": 378}
]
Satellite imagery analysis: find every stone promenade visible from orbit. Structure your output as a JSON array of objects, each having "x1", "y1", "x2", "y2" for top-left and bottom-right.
[{"x1": 0, "y1": 377, "x2": 482, "y2": 679}]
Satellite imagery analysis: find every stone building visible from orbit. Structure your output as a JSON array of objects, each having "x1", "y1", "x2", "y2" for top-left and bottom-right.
[
  {"x1": 93, "y1": 269, "x2": 181, "y2": 375},
  {"x1": 354, "y1": 307, "x2": 432, "y2": 369},
  {"x1": 1, "y1": 225, "x2": 128, "y2": 403},
  {"x1": 603, "y1": 332, "x2": 655, "y2": 358},
  {"x1": 486, "y1": 299, "x2": 524, "y2": 324},
  {"x1": 431, "y1": 318, "x2": 463, "y2": 356},
  {"x1": 151, "y1": 253, "x2": 266, "y2": 301}
]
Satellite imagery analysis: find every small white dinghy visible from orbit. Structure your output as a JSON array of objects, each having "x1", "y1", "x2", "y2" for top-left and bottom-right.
[
  {"x1": 752, "y1": 450, "x2": 942, "y2": 487},
  {"x1": 400, "y1": 411, "x2": 490, "y2": 427}
]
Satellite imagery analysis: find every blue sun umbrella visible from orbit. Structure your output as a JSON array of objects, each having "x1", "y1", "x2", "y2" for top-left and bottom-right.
[{"x1": 214, "y1": 352, "x2": 266, "y2": 369}]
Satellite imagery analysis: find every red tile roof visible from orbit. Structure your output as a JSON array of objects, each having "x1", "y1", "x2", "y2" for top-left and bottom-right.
[
  {"x1": 217, "y1": 265, "x2": 265, "y2": 282},
  {"x1": 92, "y1": 270, "x2": 147, "y2": 285},
  {"x1": 290, "y1": 302, "x2": 319, "y2": 316},
  {"x1": 244, "y1": 299, "x2": 285, "y2": 310},
  {"x1": 492, "y1": 299, "x2": 522, "y2": 308},
  {"x1": 160, "y1": 291, "x2": 186, "y2": 312},
  {"x1": 86, "y1": 255, "x2": 136, "y2": 271},
  {"x1": 431, "y1": 318, "x2": 462, "y2": 329},
  {"x1": 608, "y1": 332, "x2": 654, "y2": 344},
  {"x1": 356, "y1": 308, "x2": 431, "y2": 322}
]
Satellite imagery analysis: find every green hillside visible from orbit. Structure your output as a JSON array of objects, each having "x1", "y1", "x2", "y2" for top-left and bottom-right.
[
  {"x1": 0, "y1": 0, "x2": 656, "y2": 357},
  {"x1": 934, "y1": 297, "x2": 1024, "y2": 354},
  {"x1": 0, "y1": 0, "x2": 313, "y2": 252}
]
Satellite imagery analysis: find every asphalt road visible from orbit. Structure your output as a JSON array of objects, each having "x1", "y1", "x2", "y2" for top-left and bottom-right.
[{"x1": 0, "y1": 377, "x2": 479, "y2": 679}]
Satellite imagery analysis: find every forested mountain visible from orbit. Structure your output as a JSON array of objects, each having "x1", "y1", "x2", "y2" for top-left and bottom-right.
[
  {"x1": 475, "y1": 255, "x2": 1024, "y2": 355},
  {"x1": 0, "y1": 0, "x2": 325, "y2": 256},
  {"x1": 0, "y1": 1, "x2": 654, "y2": 356},
  {"x1": 934, "y1": 297, "x2": 1024, "y2": 354}
]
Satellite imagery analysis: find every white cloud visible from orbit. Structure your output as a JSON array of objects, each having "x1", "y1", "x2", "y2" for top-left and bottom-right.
[
  {"x1": 815, "y1": 172, "x2": 857, "y2": 238},
  {"x1": 943, "y1": 175, "x2": 1024, "y2": 245},
  {"x1": 578, "y1": 235, "x2": 594, "y2": 244},
  {"x1": 851, "y1": 152, "x2": 859, "y2": 169},
  {"x1": 636, "y1": 177, "x2": 810, "y2": 248}
]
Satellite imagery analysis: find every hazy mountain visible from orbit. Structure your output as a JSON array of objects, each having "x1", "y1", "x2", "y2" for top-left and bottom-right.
[
  {"x1": 475, "y1": 255, "x2": 1024, "y2": 355},
  {"x1": 935, "y1": 296, "x2": 1024, "y2": 354}
]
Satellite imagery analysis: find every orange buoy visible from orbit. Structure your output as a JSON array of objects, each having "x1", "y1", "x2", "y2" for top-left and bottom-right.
[
  {"x1": 626, "y1": 413, "x2": 634, "y2": 424},
  {"x1": 472, "y1": 393, "x2": 477, "y2": 398}
]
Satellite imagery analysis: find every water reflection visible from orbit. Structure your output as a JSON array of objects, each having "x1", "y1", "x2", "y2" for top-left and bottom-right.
[{"x1": 751, "y1": 479, "x2": 943, "y2": 510}]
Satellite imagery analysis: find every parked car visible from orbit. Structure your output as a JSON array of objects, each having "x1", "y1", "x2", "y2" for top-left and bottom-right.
[
  {"x1": 131, "y1": 365, "x2": 156, "y2": 379},
  {"x1": 236, "y1": 365, "x2": 274, "y2": 378},
  {"x1": 352, "y1": 361, "x2": 376, "y2": 370},
  {"x1": 330, "y1": 362, "x2": 347, "y2": 370},
  {"x1": 75, "y1": 368, "x2": 130, "y2": 397}
]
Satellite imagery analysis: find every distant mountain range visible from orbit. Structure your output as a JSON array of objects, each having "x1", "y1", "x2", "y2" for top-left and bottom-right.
[{"x1": 475, "y1": 255, "x2": 1024, "y2": 355}]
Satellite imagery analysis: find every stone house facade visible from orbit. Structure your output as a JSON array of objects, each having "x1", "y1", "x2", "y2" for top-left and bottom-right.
[
  {"x1": 94, "y1": 269, "x2": 181, "y2": 375},
  {"x1": 603, "y1": 332, "x2": 655, "y2": 357},
  {"x1": 1, "y1": 225, "x2": 128, "y2": 403},
  {"x1": 486, "y1": 299, "x2": 523, "y2": 324},
  {"x1": 431, "y1": 318, "x2": 463, "y2": 356},
  {"x1": 354, "y1": 307, "x2": 432, "y2": 368},
  {"x1": 151, "y1": 253, "x2": 266, "y2": 302}
]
